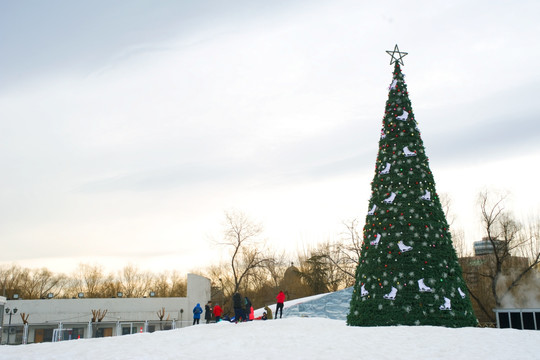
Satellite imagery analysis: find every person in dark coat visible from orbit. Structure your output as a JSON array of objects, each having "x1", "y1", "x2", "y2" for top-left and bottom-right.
[
  {"x1": 193, "y1": 303, "x2": 203, "y2": 325},
  {"x1": 204, "y1": 301, "x2": 213, "y2": 324},
  {"x1": 232, "y1": 292, "x2": 244, "y2": 323}
]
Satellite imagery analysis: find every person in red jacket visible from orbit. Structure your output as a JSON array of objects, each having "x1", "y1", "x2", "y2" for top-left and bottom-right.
[
  {"x1": 213, "y1": 303, "x2": 223, "y2": 322},
  {"x1": 275, "y1": 290, "x2": 285, "y2": 319}
]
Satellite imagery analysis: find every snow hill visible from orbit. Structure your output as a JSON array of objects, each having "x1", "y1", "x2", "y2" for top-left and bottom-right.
[
  {"x1": 254, "y1": 287, "x2": 353, "y2": 320},
  {"x1": 1, "y1": 290, "x2": 540, "y2": 360}
]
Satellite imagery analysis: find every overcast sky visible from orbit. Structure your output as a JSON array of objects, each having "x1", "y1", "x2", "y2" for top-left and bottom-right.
[{"x1": 1, "y1": 0, "x2": 539, "y2": 275}]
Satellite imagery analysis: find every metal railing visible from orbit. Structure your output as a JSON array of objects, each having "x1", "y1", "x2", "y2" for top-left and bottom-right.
[
  {"x1": 493, "y1": 308, "x2": 540, "y2": 330},
  {"x1": 2, "y1": 318, "x2": 191, "y2": 345}
]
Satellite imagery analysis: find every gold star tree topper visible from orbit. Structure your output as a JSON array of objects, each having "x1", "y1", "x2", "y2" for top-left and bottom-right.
[{"x1": 386, "y1": 44, "x2": 408, "y2": 65}]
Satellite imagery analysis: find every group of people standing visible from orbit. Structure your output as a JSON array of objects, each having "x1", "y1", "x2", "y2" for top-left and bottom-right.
[
  {"x1": 192, "y1": 290, "x2": 286, "y2": 325},
  {"x1": 192, "y1": 301, "x2": 223, "y2": 325},
  {"x1": 232, "y1": 292, "x2": 252, "y2": 322}
]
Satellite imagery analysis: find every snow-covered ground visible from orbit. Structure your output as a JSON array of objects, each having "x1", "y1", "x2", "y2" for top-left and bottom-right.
[
  {"x1": 1, "y1": 317, "x2": 539, "y2": 360},
  {"x1": 1, "y1": 290, "x2": 539, "y2": 359}
]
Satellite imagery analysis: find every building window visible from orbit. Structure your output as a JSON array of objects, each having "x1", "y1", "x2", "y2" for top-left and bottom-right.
[{"x1": 96, "y1": 327, "x2": 113, "y2": 337}]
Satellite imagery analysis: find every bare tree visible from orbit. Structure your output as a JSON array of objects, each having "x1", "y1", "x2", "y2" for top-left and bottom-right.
[
  {"x1": 91, "y1": 309, "x2": 108, "y2": 337},
  {"x1": 262, "y1": 250, "x2": 288, "y2": 290},
  {"x1": 219, "y1": 210, "x2": 268, "y2": 294},
  {"x1": 452, "y1": 228, "x2": 469, "y2": 258},
  {"x1": 0, "y1": 264, "x2": 24, "y2": 298},
  {"x1": 71, "y1": 264, "x2": 107, "y2": 298},
  {"x1": 20, "y1": 313, "x2": 30, "y2": 325},
  {"x1": 516, "y1": 215, "x2": 540, "y2": 260},
  {"x1": 156, "y1": 307, "x2": 170, "y2": 330},
  {"x1": 18, "y1": 268, "x2": 67, "y2": 299},
  {"x1": 440, "y1": 193, "x2": 469, "y2": 257},
  {"x1": 296, "y1": 241, "x2": 350, "y2": 294},
  {"x1": 2, "y1": 263, "x2": 190, "y2": 300},
  {"x1": 336, "y1": 219, "x2": 363, "y2": 278},
  {"x1": 118, "y1": 264, "x2": 153, "y2": 298},
  {"x1": 204, "y1": 263, "x2": 233, "y2": 310},
  {"x1": 167, "y1": 271, "x2": 187, "y2": 297},
  {"x1": 151, "y1": 272, "x2": 170, "y2": 297},
  {"x1": 439, "y1": 193, "x2": 455, "y2": 226},
  {"x1": 473, "y1": 190, "x2": 540, "y2": 309},
  {"x1": 316, "y1": 219, "x2": 362, "y2": 284},
  {"x1": 91, "y1": 309, "x2": 108, "y2": 322},
  {"x1": 100, "y1": 274, "x2": 122, "y2": 298},
  {"x1": 149, "y1": 271, "x2": 185, "y2": 298}
]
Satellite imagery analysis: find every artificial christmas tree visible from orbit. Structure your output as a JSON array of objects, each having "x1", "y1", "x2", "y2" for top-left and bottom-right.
[{"x1": 347, "y1": 45, "x2": 477, "y2": 327}]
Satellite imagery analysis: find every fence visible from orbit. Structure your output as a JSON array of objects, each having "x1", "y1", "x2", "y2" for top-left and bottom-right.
[
  {"x1": 1, "y1": 319, "x2": 191, "y2": 345},
  {"x1": 493, "y1": 308, "x2": 540, "y2": 330}
]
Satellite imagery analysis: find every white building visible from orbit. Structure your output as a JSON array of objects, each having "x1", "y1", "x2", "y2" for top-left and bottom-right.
[
  {"x1": 0, "y1": 296, "x2": 6, "y2": 343},
  {"x1": 1, "y1": 273, "x2": 210, "y2": 345}
]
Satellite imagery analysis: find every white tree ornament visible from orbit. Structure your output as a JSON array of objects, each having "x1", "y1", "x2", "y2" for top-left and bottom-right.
[
  {"x1": 367, "y1": 204, "x2": 377, "y2": 215},
  {"x1": 380, "y1": 162, "x2": 391, "y2": 174},
  {"x1": 361, "y1": 284, "x2": 369, "y2": 297},
  {"x1": 396, "y1": 110, "x2": 409, "y2": 121},
  {"x1": 383, "y1": 287, "x2": 398, "y2": 300},
  {"x1": 418, "y1": 278, "x2": 433, "y2": 293},
  {"x1": 403, "y1": 146, "x2": 416, "y2": 157},
  {"x1": 383, "y1": 192, "x2": 397, "y2": 204},
  {"x1": 370, "y1": 233, "x2": 382, "y2": 246},
  {"x1": 420, "y1": 190, "x2": 431, "y2": 201},
  {"x1": 397, "y1": 241, "x2": 413, "y2": 253},
  {"x1": 439, "y1": 297, "x2": 451, "y2": 310}
]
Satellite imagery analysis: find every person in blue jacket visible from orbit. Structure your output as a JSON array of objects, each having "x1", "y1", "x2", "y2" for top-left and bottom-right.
[{"x1": 193, "y1": 303, "x2": 203, "y2": 325}]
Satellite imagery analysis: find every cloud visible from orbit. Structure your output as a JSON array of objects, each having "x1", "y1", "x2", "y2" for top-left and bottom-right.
[
  {"x1": 1, "y1": 0, "x2": 540, "y2": 274},
  {"x1": 420, "y1": 81, "x2": 540, "y2": 165},
  {"x1": 76, "y1": 162, "x2": 251, "y2": 193}
]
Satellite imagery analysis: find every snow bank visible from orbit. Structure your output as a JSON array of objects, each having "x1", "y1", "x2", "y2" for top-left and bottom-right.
[
  {"x1": 1, "y1": 317, "x2": 539, "y2": 360},
  {"x1": 2, "y1": 289, "x2": 540, "y2": 359}
]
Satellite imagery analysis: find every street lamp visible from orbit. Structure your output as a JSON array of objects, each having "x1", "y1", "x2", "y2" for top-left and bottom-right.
[
  {"x1": 5, "y1": 307, "x2": 18, "y2": 344},
  {"x1": 219, "y1": 278, "x2": 224, "y2": 307},
  {"x1": 179, "y1": 309, "x2": 184, "y2": 328}
]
